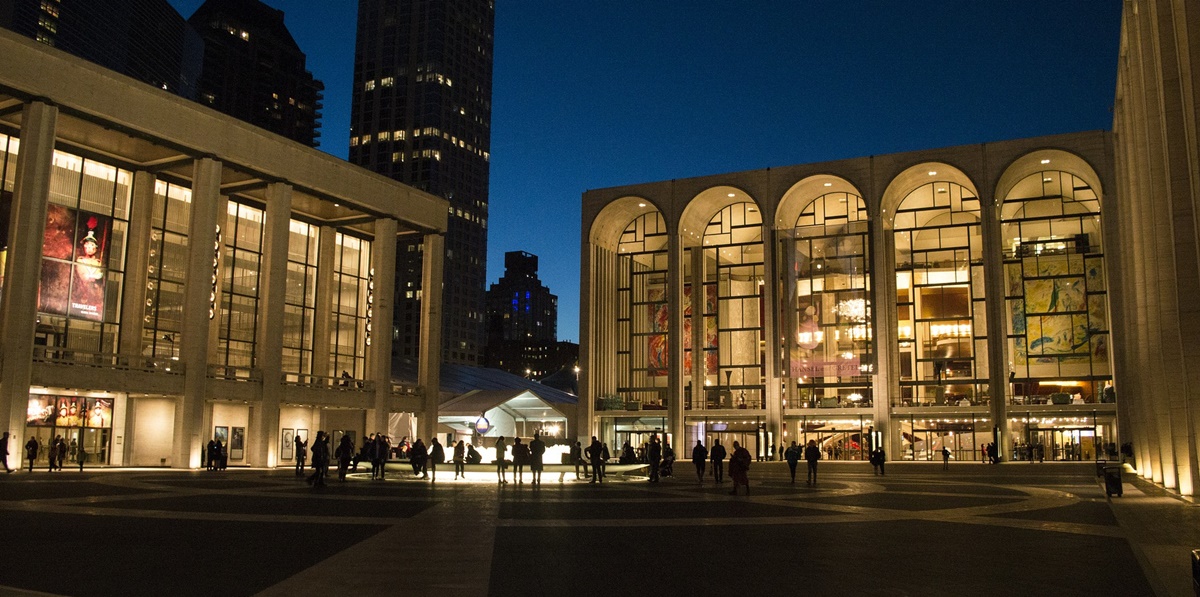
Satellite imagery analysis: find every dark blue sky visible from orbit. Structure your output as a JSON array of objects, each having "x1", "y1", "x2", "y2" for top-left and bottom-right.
[{"x1": 169, "y1": 1, "x2": 1124, "y2": 343}]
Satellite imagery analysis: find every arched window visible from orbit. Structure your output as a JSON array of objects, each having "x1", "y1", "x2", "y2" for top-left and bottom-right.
[
  {"x1": 893, "y1": 182, "x2": 988, "y2": 406},
  {"x1": 700, "y1": 203, "x2": 764, "y2": 409},
  {"x1": 615, "y1": 212, "x2": 668, "y2": 405}
]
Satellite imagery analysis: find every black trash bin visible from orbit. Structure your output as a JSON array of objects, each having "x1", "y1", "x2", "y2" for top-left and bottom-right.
[{"x1": 1103, "y1": 465, "x2": 1123, "y2": 497}]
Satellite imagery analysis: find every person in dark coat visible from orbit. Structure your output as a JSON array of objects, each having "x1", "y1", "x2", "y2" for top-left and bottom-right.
[
  {"x1": 710, "y1": 439, "x2": 727, "y2": 484},
  {"x1": 294, "y1": 435, "x2": 308, "y2": 476},
  {"x1": 47, "y1": 435, "x2": 60, "y2": 472},
  {"x1": 453, "y1": 440, "x2": 466, "y2": 479},
  {"x1": 494, "y1": 436, "x2": 508, "y2": 484},
  {"x1": 511, "y1": 437, "x2": 530, "y2": 484},
  {"x1": 335, "y1": 435, "x2": 354, "y2": 481},
  {"x1": 691, "y1": 440, "x2": 708, "y2": 484},
  {"x1": 54, "y1": 436, "x2": 66, "y2": 471},
  {"x1": 409, "y1": 439, "x2": 428, "y2": 479},
  {"x1": 587, "y1": 436, "x2": 604, "y2": 483},
  {"x1": 784, "y1": 441, "x2": 801, "y2": 483},
  {"x1": 728, "y1": 441, "x2": 752, "y2": 496},
  {"x1": 429, "y1": 437, "x2": 445, "y2": 482},
  {"x1": 570, "y1": 441, "x2": 585, "y2": 479},
  {"x1": 0, "y1": 431, "x2": 11, "y2": 474},
  {"x1": 529, "y1": 433, "x2": 546, "y2": 486},
  {"x1": 466, "y1": 443, "x2": 482, "y2": 465},
  {"x1": 873, "y1": 447, "x2": 887, "y2": 475},
  {"x1": 25, "y1": 436, "x2": 39, "y2": 473},
  {"x1": 307, "y1": 431, "x2": 329, "y2": 488},
  {"x1": 647, "y1": 435, "x2": 662, "y2": 483},
  {"x1": 804, "y1": 440, "x2": 821, "y2": 486}
]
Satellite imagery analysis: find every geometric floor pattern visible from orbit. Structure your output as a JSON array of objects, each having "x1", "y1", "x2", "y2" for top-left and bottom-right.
[{"x1": 0, "y1": 461, "x2": 1189, "y2": 596}]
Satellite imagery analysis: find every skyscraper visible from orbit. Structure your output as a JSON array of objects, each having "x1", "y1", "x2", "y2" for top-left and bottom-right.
[
  {"x1": 187, "y1": 0, "x2": 324, "y2": 147},
  {"x1": 349, "y1": 0, "x2": 494, "y2": 367},
  {"x1": 484, "y1": 251, "x2": 559, "y2": 377}
]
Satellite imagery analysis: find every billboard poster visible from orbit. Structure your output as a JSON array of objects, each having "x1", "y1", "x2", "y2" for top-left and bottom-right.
[
  {"x1": 55, "y1": 396, "x2": 85, "y2": 427},
  {"x1": 37, "y1": 206, "x2": 112, "y2": 322},
  {"x1": 26, "y1": 396, "x2": 55, "y2": 426},
  {"x1": 86, "y1": 398, "x2": 113, "y2": 428}
]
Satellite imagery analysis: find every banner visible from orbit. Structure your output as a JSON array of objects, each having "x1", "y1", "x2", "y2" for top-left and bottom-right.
[{"x1": 37, "y1": 205, "x2": 112, "y2": 322}]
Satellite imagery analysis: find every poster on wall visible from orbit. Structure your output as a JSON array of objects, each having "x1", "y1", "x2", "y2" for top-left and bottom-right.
[
  {"x1": 26, "y1": 396, "x2": 55, "y2": 426},
  {"x1": 37, "y1": 205, "x2": 112, "y2": 322},
  {"x1": 86, "y1": 398, "x2": 112, "y2": 428},
  {"x1": 55, "y1": 396, "x2": 84, "y2": 427},
  {"x1": 213, "y1": 426, "x2": 229, "y2": 444},
  {"x1": 281, "y1": 429, "x2": 294, "y2": 460},
  {"x1": 230, "y1": 427, "x2": 245, "y2": 461}
]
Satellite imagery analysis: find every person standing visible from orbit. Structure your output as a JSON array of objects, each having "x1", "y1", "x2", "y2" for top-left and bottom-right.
[
  {"x1": 874, "y1": 447, "x2": 887, "y2": 476},
  {"x1": 691, "y1": 440, "x2": 708, "y2": 484},
  {"x1": 647, "y1": 435, "x2": 662, "y2": 483},
  {"x1": 587, "y1": 436, "x2": 604, "y2": 483},
  {"x1": 987, "y1": 442, "x2": 998, "y2": 465},
  {"x1": 453, "y1": 440, "x2": 466, "y2": 480},
  {"x1": 942, "y1": 446, "x2": 951, "y2": 470},
  {"x1": 804, "y1": 440, "x2": 821, "y2": 486},
  {"x1": 529, "y1": 433, "x2": 546, "y2": 486},
  {"x1": 728, "y1": 441, "x2": 752, "y2": 496},
  {"x1": 335, "y1": 435, "x2": 354, "y2": 481},
  {"x1": 710, "y1": 439, "x2": 727, "y2": 484},
  {"x1": 47, "y1": 435, "x2": 60, "y2": 472},
  {"x1": 55, "y1": 436, "x2": 67, "y2": 471},
  {"x1": 1, "y1": 431, "x2": 12, "y2": 473},
  {"x1": 494, "y1": 436, "x2": 508, "y2": 484},
  {"x1": 307, "y1": 431, "x2": 329, "y2": 487},
  {"x1": 601, "y1": 442, "x2": 611, "y2": 479},
  {"x1": 785, "y1": 441, "x2": 801, "y2": 483},
  {"x1": 76, "y1": 444, "x2": 87, "y2": 472},
  {"x1": 25, "y1": 436, "x2": 38, "y2": 473},
  {"x1": 511, "y1": 437, "x2": 529, "y2": 484},
  {"x1": 429, "y1": 437, "x2": 445, "y2": 482},
  {"x1": 870, "y1": 446, "x2": 881, "y2": 475},
  {"x1": 294, "y1": 434, "x2": 308, "y2": 477}
]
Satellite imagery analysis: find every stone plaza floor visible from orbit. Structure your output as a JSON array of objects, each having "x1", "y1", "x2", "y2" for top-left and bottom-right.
[{"x1": 0, "y1": 460, "x2": 1195, "y2": 596}]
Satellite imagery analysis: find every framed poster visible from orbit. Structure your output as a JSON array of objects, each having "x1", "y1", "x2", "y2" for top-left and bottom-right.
[
  {"x1": 214, "y1": 426, "x2": 229, "y2": 445},
  {"x1": 296, "y1": 429, "x2": 308, "y2": 444},
  {"x1": 230, "y1": 427, "x2": 245, "y2": 461},
  {"x1": 281, "y1": 429, "x2": 294, "y2": 460}
]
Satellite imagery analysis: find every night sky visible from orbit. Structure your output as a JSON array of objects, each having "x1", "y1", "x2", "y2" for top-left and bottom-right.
[{"x1": 167, "y1": 1, "x2": 1124, "y2": 343}]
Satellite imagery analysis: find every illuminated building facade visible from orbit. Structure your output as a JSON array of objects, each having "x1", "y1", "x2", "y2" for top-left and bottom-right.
[
  {"x1": 0, "y1": 30, "x2": 447, "y2": 468},
  {"x1": 580, "y1": 131, "x2": 1122, "y2": 465}
]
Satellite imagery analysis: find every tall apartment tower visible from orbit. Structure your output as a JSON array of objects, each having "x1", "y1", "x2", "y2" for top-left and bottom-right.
[
  {"x1": 0, "y1": 0, "x2": 202, "y2": 98},
  {"x1": 187, "y1": 0, "x2": 324, "y2": 147},
  {"x1": 484, "y1": 251, "x2": 560, "y2": 377},
  {"x1": 350, "y1": 0, "x2": 494, "y2": 367}
]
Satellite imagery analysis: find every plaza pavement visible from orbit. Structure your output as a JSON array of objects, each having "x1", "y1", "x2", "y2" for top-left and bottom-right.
[{"x1": 0, "y1": 460, "x2": 1195, "y2": 596}]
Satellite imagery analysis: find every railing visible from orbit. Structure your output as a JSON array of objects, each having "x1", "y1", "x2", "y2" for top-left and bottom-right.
[
  {"x1": 391, "y1": 383, "x2": 422, "y2": 396},
  {"x1": 283, "y1": 372, "x2": 375, "y2": 392},
  {"x1": 32, "y1": 346, "x2": 185, "y2": 374},
  {"x1": 206, "y1": 365, "x2": 260, "y2": 382}
]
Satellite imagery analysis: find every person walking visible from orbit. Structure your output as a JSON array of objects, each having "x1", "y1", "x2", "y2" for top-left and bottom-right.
[
  {"x1": 647, "y1": 435, "x2": 662, "y2": 483},
  {"x1": 941, "y1": 446, "x2": 951, "y2": 470},
  {"x1": 987, "y1": 442, "x2": 998, "y2": 465},
  {"x1": 55, "y1": 436, "x2": 66, "y2": 471},
  {"x1": 870, "y1": 446, "x2": 881, "y2": 475},
  {"x1": 874, "y1": 447, "x2": 887, "y2": 475},
  {"x1": 294, "y1": 434, "x2": 308, "y2": 477},
  {"x1": 47, "y1": 435, "x2": 60, "y2": 472},
  {"x1": 511, "y1": 437, "x2": 530, "y2": 484},
  {"x1": 76, "y1": 443, "x2": 87, "y2": 472},
  {"x1": 691, "y1": 440, "x2": 708, "y2": 484},
  {"x1": 25, "y1": 436, "x2": 38, "y2": 473},
  {"x1": 429, "y1": 437, "x2": 445, "y2": 482},
  {"x1": 784, "y1": 441, "x2": 801, "y2": 483},
  {"x1": 307, "y1": 431, "x2": 329, "y2": 487},
  {"x1": 601, "y1": 442, "x2": 611, "y2": 478},
  {"x1": 453, "y1": 440, "x2": 466, "y2": 479},
  {"x1": 529, "y1": 433, "x2": 546, "y2": 486},
  {"x1": 710, "y1": 438, "x2": 726, "y2": 484},
  {"x1": 728, "y1": 440, "x2": 752, "y2": 496},
  {"x1": 804, "y1": 440, "x2": 821, "y2": 486},
  {"x1": 335, "y1": 435, "x2": 354, "y2": 481},
  {"x1": 0, "y1": 431, "x2": 12, "y2": 473},
  {"x1": 587, "y1": 436, "x2": 604, "y2": 483},
  {"x1": 494, "y1": 436, "x2": 508, "y2": 484}
]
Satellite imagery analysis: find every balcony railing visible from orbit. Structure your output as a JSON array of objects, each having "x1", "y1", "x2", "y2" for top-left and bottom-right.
[
  {"x1": 283, "y1": 372, "x2": 375, "y2": 392},
  {"x1": 207, "y1": 365, "x2": 260, "y2": 382},
  {"x1": 32, "y1": 346, "x2": 185, "y2": 374}
]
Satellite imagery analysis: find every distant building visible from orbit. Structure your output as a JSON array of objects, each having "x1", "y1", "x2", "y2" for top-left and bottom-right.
[
  {"x1": 484, "y1": 252, "x2": 563, "y2": 378},
  {"x1": 350, "y1": 0, "x2": 495, "y2": 367},
  {"x1": 187, "y1": 0, "x2": 324, "y2": 147},
  {"x1": 0, "y1": 0, "x2": 202, "y2": 97}
]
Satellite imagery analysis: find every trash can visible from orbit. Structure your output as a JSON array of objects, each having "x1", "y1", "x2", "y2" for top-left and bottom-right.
[
  {"x1": 1103, "y1": 465, "x2": 1123, "y2": 497},
  {"x1": 1095, "y1": 460, "x2": 1107, "y2": 477}
]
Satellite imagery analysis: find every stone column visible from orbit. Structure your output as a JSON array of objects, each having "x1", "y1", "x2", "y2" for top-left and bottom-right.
[
  {"x1": 118, "y1": 171, "x2": 156, "y2": 357},
  {"x1": 311, "y1": 226, "x2": 336, "y2": 378},
  {"x1": 253, "y1": 182, "x2": 292, "y2": 467},
  {"x1": 980, "y1": 191, "x2": 1010, "y2": 461},
  {"x1": 667, "y1": 231, "x2": 685, "y2": 450},
  {"x1": 871, "y1": 220, "x2": 898, "y2": 456},
  {"x1": 369, "y1": 218, "x2": 398, "y2": 436},
  {"x1": 760, "y1": 227, "x2": 782, "y2": 458},
  {"x1": 689, "y1": 247, "x2": 705, "y2": 423},
  {"x1": 418, "y1": 233, "x2": 445, "y2": 441},
  {"x1": 578, "y1": 239, "x2": 595, "y2": 441},
  {"x1": 175, "y1": 157, "x2": 222, "y2": 468},
  {"x1": 0, "y1": 102, "x2": 56, "y2": 451}
]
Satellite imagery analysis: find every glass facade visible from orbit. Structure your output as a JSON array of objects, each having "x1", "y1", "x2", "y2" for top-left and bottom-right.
[
  {"x1": 614, "y1": 212, "x2": 668, "y2": 408},
  {"x1": 215, "y1": 201, "x2": 264, "y2": 370},
  {"x1": 144, "y1": 180, "x2": 191, "y2": 359},
  {"x1": 330, "y1": 232, "x2": 371, "y2": 378},
  {"x1": 703, "y1": 203, "x2": 764, "y2": 409},
  {"x1": 283, "y1": 220, "x2": 318, "y2": 375}
]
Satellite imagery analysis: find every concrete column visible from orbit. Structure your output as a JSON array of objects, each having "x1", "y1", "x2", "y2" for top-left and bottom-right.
[
  {"x1": 760, "y1": 226, "x2": 782, "y2": 458},
  {"x1": 369, "y1": 218, "x2": 398, "y2": 436},
  {"x1": 689, "y1": 247, "x2": 705, "y2": 420},
  {"x1": 253, "y1": 182, "x2": 292, "y2": 467},
  {"x1": 666, "y1": 231, "x2": 685, "y2": 450},
  {"x1": 311, "y1": 225, "x2": 336, "y2": 377},
  {"x1": 118, "y1": 171, "x2": 156, "y2": 357},
  {"x1": 0, "y1": 102, "x2": 56, "y2": 452},
  {"x1": 175, "y1": 157, "x2": 222, "y2": 468},
  {"x1": 871, "y1": 220, "x2": 899, "y2": 455},
  {"x1": 578, "y1": 240, "x2": 596, "y2": 440},
  {"x1": 418, "y1": 233, "x2": 445, "y2": 441},
  {"x1": 980, "y1": 190, "x2": 1010, "y2": 461}
]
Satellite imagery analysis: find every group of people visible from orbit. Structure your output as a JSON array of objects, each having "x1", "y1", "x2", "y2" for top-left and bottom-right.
[
  {"x1": 781, "y1": 440, "x2": 823, "y2": 485},
  {"x1": 20, "y1": 435, "x2": 86, "y2": 472},
  {"x1": 493, "y1": 433, "x2": 547, "y2": 485},
  {"x1": 204, "y1": 438, "x2": 227, "y2": 471}
]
